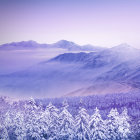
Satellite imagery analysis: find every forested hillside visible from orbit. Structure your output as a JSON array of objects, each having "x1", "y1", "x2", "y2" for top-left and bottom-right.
[{"x1": 0, "y1": 92, "x2": 140, "y2": 140}]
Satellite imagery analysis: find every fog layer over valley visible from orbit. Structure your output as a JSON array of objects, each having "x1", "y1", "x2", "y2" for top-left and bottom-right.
[{"x1": 0, "y1": 40, "x2": 140, "y2": 98}]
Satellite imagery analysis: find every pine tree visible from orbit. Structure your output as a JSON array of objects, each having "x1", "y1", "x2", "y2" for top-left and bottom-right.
[
  {"x1": 106, "y1": 108, "x2": 120, "y2": 140},
  {"x1": 4, "y1": 110, "x2": 16, "y2": 139},
  {"x1": 75, "y1": 107, "x2": 90, "y2": 140},
  {"x1": 37, "y1": 105, "x2": 50, "y2": 139},
  {"x1": 58, "y1": 100, "x2": 75, "y2": 140},
  {"x1": 13, "y1": 112, "x2": 26, "y2": 140},
  {"x1": 90, "y1": 107, "x2": 107, "y2": 140},
  {"x1": 24, "y1": 97, "x2": 43, "y2": 139},
  {"x1": 0, "y1": 124, "x2": 9, "y2": 140},
  {"x1": 4, "y1": 109, "x2": 25, "y2": 139},
  {"x1": 46, "y1": 102, "x2": 60, "y2": 139},
  {"x1": 118, "y1": 108, "x2": 131, "y2": 140}
]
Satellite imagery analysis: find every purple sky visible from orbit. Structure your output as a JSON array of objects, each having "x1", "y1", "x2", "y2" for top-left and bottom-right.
[{"x1": 0, "y1": 0, "x2": 140, "y2": 47}]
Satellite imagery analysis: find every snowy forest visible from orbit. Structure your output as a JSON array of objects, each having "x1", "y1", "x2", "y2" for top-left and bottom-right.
[
  {"x1": 1, "y1": 0, "x2": 140, "y2": 139},
  {"x1": 0, "y1": 93, "x2": 140, "y2": 140}
]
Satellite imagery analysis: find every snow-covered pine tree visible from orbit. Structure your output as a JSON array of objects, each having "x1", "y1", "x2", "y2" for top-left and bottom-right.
[
  {"x1": 89, "y1": 107, "x2": 107, "y2": 140},
  {"x1": 133, "y1": 120, "x2": 140, "y2": 140},
  {"x1": 24, "y1": 97, "x2": 43, "y2": 139},
  {"x1": 0, "y1": 124, "x2": 9, "y2": 140},
  {"x1": 58, "y1": 99, "x2": 75, "y2": 140},
  {"x1": 24, "y1": 97, "x2": 38, "y2": 113},
  {"x1": 62, "y1": 99, "x2": 69, "y2": 109},
  {"x1": 133, "y1": 119, "x2": 140, "y2": 140},
  {"x1": 37, "y1": 105, "x2": 50, "y2": 139},
  {"x1": 75, "y1": 106, "x2": 90, "y2": 140},
  {"x1": 46, "y1": 102, "x2": 60, "y2": 139},
  {"x1": 118, "y1": 108, "x2": 131, "y2": 140},
  {"x1": 13, "y1": 112, "x2": 26, "y2": 140},
  {"x1": 4, "y1": 110, "x2": 16, "y2": 139},
  {"x1": 4, "y1": 101, "x2": 26, "y2": 139},
  {"x1": 106, "y1": 108, "x2": 120, "y2": 140}
]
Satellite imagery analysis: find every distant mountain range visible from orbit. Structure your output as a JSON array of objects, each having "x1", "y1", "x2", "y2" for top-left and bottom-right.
[
  {"x1": 0, "y1": 40, "x2": 104, "y2": 51},
  {"x1": 0, "y1": 40, "x2": 140, "y2": 98}
]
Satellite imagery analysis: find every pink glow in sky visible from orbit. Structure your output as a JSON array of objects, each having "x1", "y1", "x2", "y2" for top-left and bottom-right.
[{"x1": 0, "y1": 0, "x2": 140, "y2": 47}]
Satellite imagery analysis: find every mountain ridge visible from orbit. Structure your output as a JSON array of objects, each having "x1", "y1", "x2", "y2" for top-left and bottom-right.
[
  {"x1": 0, "y1": 42, "x2": 140, "y2": 98},
  {"x1": 0, "y1": 40, "x2": 105, "y2": 52}
]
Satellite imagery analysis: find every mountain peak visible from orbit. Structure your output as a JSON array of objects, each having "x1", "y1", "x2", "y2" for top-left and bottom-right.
[
  {"x1": 2, "y1": 40, "x2": 39, "y2": 47},
  {"x1": 55, "y1": 40, "x2": 76, "y2": 46},
  {"x1": 111, "y1": 43, "x2": 133, "y2": 50},
  {"x1": 0, "y1": 40, "x2": 41, "y2": 50},
  {"x1": 109, "y1": 43, "x2": 139, "y2": 54},
  {"x1": 108, "y1": 43, "x2": 140, "y2": 60},
  {"x1": 24, "y1": 40, "x2": 38, "y2": 44},
  {"x1": 51, "y1": 40, "x2": 81, "y2": 51}
]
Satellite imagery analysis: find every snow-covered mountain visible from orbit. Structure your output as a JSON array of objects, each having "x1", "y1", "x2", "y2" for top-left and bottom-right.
[
  {"x1": 0, "y1": 43, "x2": 140, "y2": 98},
  {"x1": 50, "y1": 40, "x2": 104, "y2": 51},
  {"x1": 0, "y1": 40, "x2": 49, "y2": 50},
  {"x1": 0, "y1": 40, "x2": 104, "y2": 51},
  {"x1": 0, "y1": 40, "x2": 104, "y2": 75}
]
